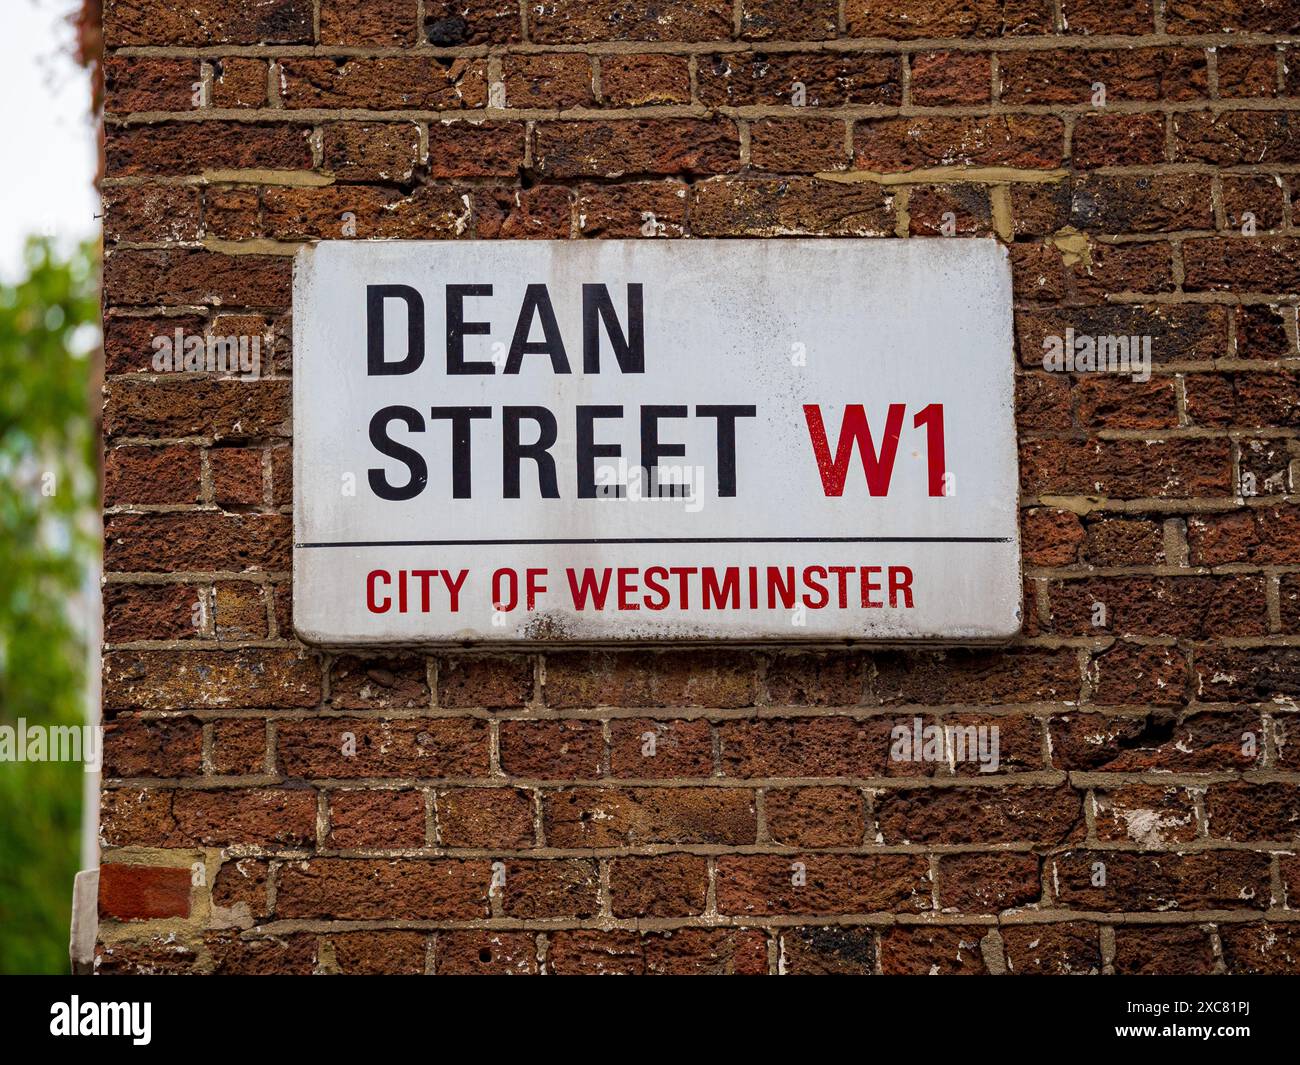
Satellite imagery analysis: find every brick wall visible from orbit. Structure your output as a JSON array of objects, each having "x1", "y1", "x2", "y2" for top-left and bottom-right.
[{"x1": 98, "y1": 0, "x2": 1300, "y2": 975}]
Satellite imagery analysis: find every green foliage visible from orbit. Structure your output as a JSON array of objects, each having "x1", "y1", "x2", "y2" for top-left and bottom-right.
[{"x1": 0, "y1": 237, "x2": 99, "y2": 974}]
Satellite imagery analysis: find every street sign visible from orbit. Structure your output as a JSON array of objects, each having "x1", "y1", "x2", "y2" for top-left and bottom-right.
[{"x1": 293, "y1": 239, "x2": 1020, "y2": 643}]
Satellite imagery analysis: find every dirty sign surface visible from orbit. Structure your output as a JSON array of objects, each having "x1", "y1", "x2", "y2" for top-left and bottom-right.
[{"x1": 293, "y1": 239, "x2": 1020, "y2": 644}]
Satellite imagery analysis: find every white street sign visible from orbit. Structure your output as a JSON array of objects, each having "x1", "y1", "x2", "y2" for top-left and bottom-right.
[{"x1": 293, "y1": 239, "x2": 1020, "y2": 644}]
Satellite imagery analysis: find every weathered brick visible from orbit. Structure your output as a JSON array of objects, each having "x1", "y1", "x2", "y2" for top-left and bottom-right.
[
  {"x1": 698, "y1": 52, "x2": 901, "y2": 108},
  {"x1": 280, "y1": 58, "x2": 486, "y2": 110},
  {"x1": 778, "y1": 926, "x2": 874, "y2": 974},
  {"x1": 608, "y1": 854, "x2": 708, "y2": 916},
  {"x1": 690, "y1": 177, "x2": 896, "y2": 237},
  {"x1": 105, "y1": 513, "x2": 291, "y2": 574},
  {"x1": 329, "y1": 931, "x2": 428, "y2": 974},
  {"x1": 103, "y1": 715, "x2": 203, "y2": 777},
  {"x1": 544, "y1": 787, "x2": 757, "y2": 847},
  {"x1": 503, "y1": 54, "x2": 594, "y2": 109},
  {"x1": 875, "y1": 786, "x2": 1084, "y2": 845},
  {"x1": 600, "y1": 55, "x2": 692, "y2": 106},
  {"x1": 328, "y1": 789, "x2": 427, "y2": 847},
  {"x1": 276, "y1": 858, "x2": 490, "y2": 919},
  {"x1": 1002, "y1": 922, "x2": 1101, "y2": 974},
  {"x1": 323, "y1": 122, "x2": 421, "y2": 181},
  {"x1": 716, "y1": 854, "x2": 932, "y2": 915},
  {"x1": 322, "y1": 0, "x2": 419, "y2": 45},
  {"x1": 1051, "y1": 710, "x2": 1261, "y2": 771},
  {"x1": 106, "y1": 122, "x2": 311, "y2": 176},
  {"x1": 1114, "y1": 924, "x2": 1216, "y2": 974},
  {"x1": 104, "y1": 649, "x2": 318, "y2": 710},
  {"x1": 537, "y1": 119, "x2": 741, "y2": 178},
  {"x1": 438, "y1": 787, "x2": 535, "y2": 847},
  {"x1": 879, "y1": 926, "x2": 990, "y2": 974},
  {"x1": 855, "y1": 115, "x2": 1064, "y2": 171},
  {"x1": 329, "y1": 654, "x2": 430, "y2": 710},
  {"x1": 608, "y1": 718, "x2": 713, "y2": 777},
  {"x1": 105, "y1": 0, "x2": 315, "y2": 46},
  {"x1": 1053, "y1": 850, "x2": 1271, "y2": 910},
  {"x1": 435, "y1": 931, "x2": 538, "y2": 974},
  {"x1": 845, "y1": 0, "x2": 1053, "y2": 38},
  {"x1": 277, "y1": 718, "x2": 489, "y2": 778},
  {"x1": 499, "y1": 859, "x2": 599, "y2": 918},
  {"x1": 764, "y1": 786, "x2": 865, "y2": 847},
  {"x1": 530, "y1": 1, "x2": 732, "y2": 43}
]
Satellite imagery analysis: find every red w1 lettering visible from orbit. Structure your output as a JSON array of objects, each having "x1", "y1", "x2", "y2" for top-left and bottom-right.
[{"x1": 802, "y1": 403, "x2": 947, "y2": 497}]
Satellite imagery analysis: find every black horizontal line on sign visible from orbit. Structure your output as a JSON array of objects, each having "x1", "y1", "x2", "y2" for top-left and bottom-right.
[{"x1": 296, "y1": 537, "x2": 1014, "y2": 548}]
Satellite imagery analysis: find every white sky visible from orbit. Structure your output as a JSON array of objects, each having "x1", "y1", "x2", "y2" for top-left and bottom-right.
[{"x1": 0, "y1": 0, "x2": 99, "y2": 281}]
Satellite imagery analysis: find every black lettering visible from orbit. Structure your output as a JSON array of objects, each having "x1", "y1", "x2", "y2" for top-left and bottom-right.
[
  {"x1": 503, "y1": 406, "x2": 559, "y2": 499},
  {"x1": 696, "y1": 404, "x2": 756, "y2": 497},
  {"x1": 446, "y1": 284, "x2": 494, "y2": 375},
  {"x1": 576, "y1": 405, "x2": 624, "y2": 499},
  {"x1": 506, "y1": 284, "x2": 571, "y2": 374},
  {"x1": 367, "y1": 285, "x2": 425, "y2": 376},
  {"x1": 582, "y1": 283, "x2": 643, "y2": 373},
  {"x1": 367, "y1": 405, "x2": 427, "y2": 500},
  {"x1": 430, "y1": 406, "x2": 491, "y2": 498}
]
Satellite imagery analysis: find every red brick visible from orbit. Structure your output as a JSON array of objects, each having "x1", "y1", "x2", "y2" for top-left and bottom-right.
[
  {"x1": 1053, "y1": 850, "x2": 1271, "y2": 911},
  {"x1": 499, "y1": 859, "x2": 599, "y2": 918},
  {"x1": 1221, "y1": 923, "x2": 1300, "y2": 974},
  {"x1": 329, "y1": 789, "x2": 427, "y2": 847},
  {"x1": 1073, "y1": 112, "x2": 1166, "y2": 167},
  {"x1": 911, "y1": 52, "x2": 991, "y2": 106},
  {"x1": 855, "y1": 115, "x2": 1064, "y2": 171},
  {"x1": 280, "y1": 58, "x2": 485, "y2": 110},
  {"x1": 535, "y1": 119, "x2": 741, "y2": 178},
  {"x1": 764, "y1": 786, "x2": 865, "y2": 847},
  {"x1": 330, "y1": 931, "x2": 428, "y2": 974},
  {"x1": 437, "y1": 787, "x2": 535, "y2": 847},
  {"x1": 99, "y1": 864, "x2": 192, "y2": 920},
  {"x1": 1114, "y1": 925, "x2": 1216, "y2": 974},
  {"x1": 435, "y1": 931, "x2": 538, "y2": 974},
  {"x1": 1166, "y1": 2, "x2": 1300, "y2": 34},
  {"x1": 716, "y1": 854, "x2": 932, "y2": 916},
  {"x1": 600, "y1": 55, "x2": 691, "y2": 106},
  {"x1": 543, "y1": 787, "x2": 757, "y2": 847},
  {"x1": 276, "y1": 858, "x2": 490, "y2": 919},
  {"x1": 104, "y1": 183, "x2": 202, "y2": 243},
  {"x1": 690, "y1": 176, "x2": 895, "y2": 237},
  {"x1": 323, "y1": 122, "x2": 421, "y2": 182},
  {"x1": 329, "y1": 654, "x2": 430, "y2": 710},
  {"x1": 876, "y1": 785, "x2": 1085, "y2": 845},
  {"x1": 104, "y1": 513, "x2": 291, "y2": 573},
  {"x1": 103, "y1": 715, "x2": 203, "y2": 777},
  {"x1": 211, "y1": 58, "x2": 268, "y2": 108},
  {"x1": 503, "y1": 54, "x2": 594, "y2": 109},
  {"x1": 845, "y1": 0, "x2": 1053, "y2": 38},
  {"x1": 426, "y1": 121, "x2": 526, "y2": 178},
  {"x1": 106, "y1": 122, "x2": 312, "y2": 176},
  {"x1": 1002, "y1": 922, "x2": 1101, "y2": 974},
  {"x1": 529, "y1": 1, "x2": 732, "y2": 43},
  {"x1": 277, "y1": 718, "x2": 489, "y2": 778},
  {"x1": 105, "y1": 0, "x2": 315, "y2": 46},
  {"x1": 740, "y1": 0, "x2": 837, "y2": 40},
  {"x1": 101, "y1": 786, "x2": 317, "y2": 847},
  {"x1": 322, "y1": 0, "x2": 419, "y2": 45},
  {"x1": 608, "y1": 854, "x2": 708, "y2": 916},
  {"x1": 104, "y1": 649, "x2": 318, "y2": 710},
  {"x1": 1051, "y1": 710, "x2": 1262, "y2": 771}
]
